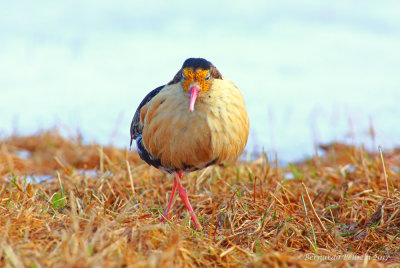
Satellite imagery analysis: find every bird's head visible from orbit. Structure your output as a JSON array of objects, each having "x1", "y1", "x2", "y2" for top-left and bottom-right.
[{"x1": 173, "y1": 58, "x2": 222, "y2": 112}]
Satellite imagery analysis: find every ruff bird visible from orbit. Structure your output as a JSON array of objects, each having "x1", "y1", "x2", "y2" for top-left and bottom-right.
[{"x1": 130, "y1": 58, "x2": 249, "y2": 230}]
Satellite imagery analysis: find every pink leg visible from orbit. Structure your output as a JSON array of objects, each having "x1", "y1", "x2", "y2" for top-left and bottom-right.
[
  {"x1": 175, "y1": 172, "x2": 202, "y2": 231},
  {"x1": 160, "y1": 175, "x2": 178, "y2": 223}
]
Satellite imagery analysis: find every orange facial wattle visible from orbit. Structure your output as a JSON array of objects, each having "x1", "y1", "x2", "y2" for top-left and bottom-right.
[{"x1": 182, "y1": 68, "x2": 211, "y2": 94}]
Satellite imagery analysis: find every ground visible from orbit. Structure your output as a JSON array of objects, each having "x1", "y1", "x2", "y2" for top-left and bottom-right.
[{"x1": 0, "y1": 130, "x2": 399, "y2": 267}]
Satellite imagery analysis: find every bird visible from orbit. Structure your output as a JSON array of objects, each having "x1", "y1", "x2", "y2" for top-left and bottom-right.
[{"x1": 130, "y1": 58, "x2": 249, "y2": 230}]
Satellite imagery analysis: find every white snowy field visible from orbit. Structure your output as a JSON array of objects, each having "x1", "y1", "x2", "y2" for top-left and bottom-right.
[{"x1": 1, "y1": 0, "x2": 399, "y2": 162}]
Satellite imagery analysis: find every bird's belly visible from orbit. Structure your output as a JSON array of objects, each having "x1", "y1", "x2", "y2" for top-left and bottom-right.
[
  {"x1": 141, "y1": 82, "x2": 249, "y2": 172},
  {"x1": 142, "y1": 100, "x2": 215, "y2": 172}
]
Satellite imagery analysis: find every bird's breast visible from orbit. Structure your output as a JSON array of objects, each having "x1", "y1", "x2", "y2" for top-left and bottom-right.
[{"x1": 141, "y1": 79, "x2": 249, "y2": 172}]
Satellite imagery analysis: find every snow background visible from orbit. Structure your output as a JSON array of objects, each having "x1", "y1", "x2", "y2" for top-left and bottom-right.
[{"x1": 1, "y1": 0, "x2": 399, "y2": 162}]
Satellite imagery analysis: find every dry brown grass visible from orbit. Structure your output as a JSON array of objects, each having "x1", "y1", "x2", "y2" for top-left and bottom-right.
[{"x1": 0, "y1": 129, "x2": 399, "y2": 267}]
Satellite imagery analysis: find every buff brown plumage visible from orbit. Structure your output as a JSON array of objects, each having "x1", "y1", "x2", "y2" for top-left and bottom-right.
[{"x1": 130, "y1": 58, "x2": 249, "y2": 230}]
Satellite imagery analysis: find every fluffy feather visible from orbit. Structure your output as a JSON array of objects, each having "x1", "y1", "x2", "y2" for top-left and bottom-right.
[{"x1": 138, "y1": 78, "x2": 249, "y2": 172}]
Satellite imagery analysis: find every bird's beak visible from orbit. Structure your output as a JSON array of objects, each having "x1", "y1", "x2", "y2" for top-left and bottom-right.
[{"x1": 189, "y1": 83, "x2": 200, "y2": 112}]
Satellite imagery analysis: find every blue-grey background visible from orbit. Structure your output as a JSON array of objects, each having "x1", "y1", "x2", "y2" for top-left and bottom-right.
[{"x1": 1, "y1": 1, "x2": 399, "y2": 162}]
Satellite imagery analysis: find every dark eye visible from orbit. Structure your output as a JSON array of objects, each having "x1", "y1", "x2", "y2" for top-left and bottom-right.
[
  {"x1": 181, "y1": 71, "x2": 186, "y2": 81},
  {"x1": 205, "y1": 72, "x2": 211, "y2": 81}
]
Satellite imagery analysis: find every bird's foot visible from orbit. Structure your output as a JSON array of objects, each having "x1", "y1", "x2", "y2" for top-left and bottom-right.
[
  {"x1": 160, "y1": 211, "x2": 170, "y2": 223},
  {"x1": 177, "y1": 183, "x2": 202, "y2": 231},
  {"x1": 160, "y1": 174, "x2": 178, "y2": 224}
]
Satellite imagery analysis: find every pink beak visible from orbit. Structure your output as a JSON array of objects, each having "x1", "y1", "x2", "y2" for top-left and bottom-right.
[{"x1": 189, "y1": 83, "x2": 200, "y2": 112}]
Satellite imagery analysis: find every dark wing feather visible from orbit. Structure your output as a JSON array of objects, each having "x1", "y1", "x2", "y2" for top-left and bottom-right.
[
  {"x1": 130, "y1": 85, "x2": 164, "y2": 148},
  {"x1": 167, "y1": 68, "x2": 182, "y2": 85}
]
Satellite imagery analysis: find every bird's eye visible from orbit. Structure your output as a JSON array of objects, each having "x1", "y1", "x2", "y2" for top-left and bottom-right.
[
  {"x1": 181, "y1": 71, "x2": 186, "y2": 81},
  {"x1": 205, "y1": 72, "x2": 211, "y2": 81}
]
